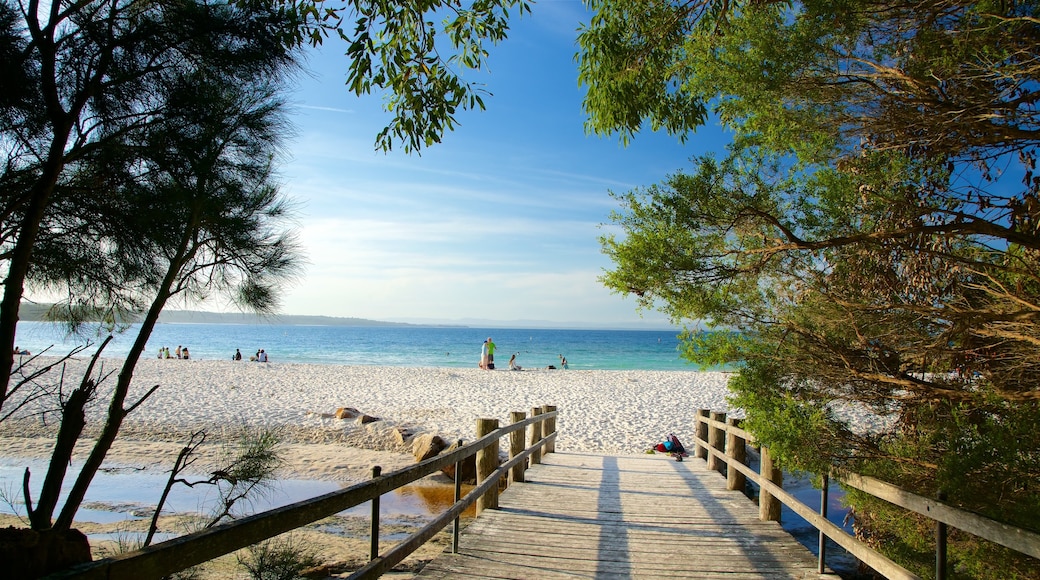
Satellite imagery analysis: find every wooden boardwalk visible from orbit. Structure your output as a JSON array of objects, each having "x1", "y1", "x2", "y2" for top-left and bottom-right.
[{"x1": 417, "y1": 451, "x2": 838, "y2": 579}]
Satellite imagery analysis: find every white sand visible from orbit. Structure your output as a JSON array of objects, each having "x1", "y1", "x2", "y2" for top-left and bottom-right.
[
  {"x1": 117, "y1": 359, "x2": 739, "y2": 452},
  {"x1": 2, "y1": 358, "x2": 737, "y2": 478},
  {"x1": 1, "y1": 357, "x2": 887, "y2": 483}
]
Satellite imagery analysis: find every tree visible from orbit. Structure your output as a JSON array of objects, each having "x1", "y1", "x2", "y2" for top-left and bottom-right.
[
  {"x1": 581, "y1": 1, "x2": 1040, "y2": 576},
  {"x1": 19, "y1": 11, "x2": 303, "y2": 535},
  {"x1": 1, "y1": 0, "x2": 531, "y2": 414},
  {"x1": 1, "y1": 0, "x2": 297, "y2": 411}
]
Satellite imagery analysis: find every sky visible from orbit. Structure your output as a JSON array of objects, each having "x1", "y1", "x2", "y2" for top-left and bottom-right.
[{"x1": 241, "y1": 2, "x2": 731, "y2": 329}]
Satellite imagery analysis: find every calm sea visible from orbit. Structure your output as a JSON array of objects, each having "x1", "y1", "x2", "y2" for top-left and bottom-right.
[{"x1": 13, "y1": 322, "x2": 702, "y2": 371}]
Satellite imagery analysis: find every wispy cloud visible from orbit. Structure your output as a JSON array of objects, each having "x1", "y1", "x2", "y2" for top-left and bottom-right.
[{"x1": 295, "y1": 104, "x2": 355, "y2": 114}]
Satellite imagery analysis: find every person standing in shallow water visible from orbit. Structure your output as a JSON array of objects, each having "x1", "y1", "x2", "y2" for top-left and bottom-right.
[
  {"x1": 479, "y1": 339, "x2": 489, "y2": 369},
  {"x1": 486, "y1": 337, "x2": 496, "y2": 369}
]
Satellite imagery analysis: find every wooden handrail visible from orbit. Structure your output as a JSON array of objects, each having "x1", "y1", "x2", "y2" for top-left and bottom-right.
[
  {"x1": 692, "y1": 409, "x2": 1040, "y2": 579},
  {"x1": 48, "y1": 407, "x2": 559, "y2": 580},
  {"x1": 838, "y1": 471, "x2": 1040, "y2": 560},
  {"x1": 349, "y1": 428, "x2": 557, "y2": 579}
]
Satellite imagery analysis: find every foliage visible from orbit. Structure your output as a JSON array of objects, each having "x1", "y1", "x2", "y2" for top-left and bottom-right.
[
  {"x1": 580, "y1": 0, "x2": 1040, "y2": 162},
  {"x1": 237, "y1": 534, "x2": 322, "y2": 580},
  {"x1": 582, "y1": 0, "x2": 1040, "y2": 575},
  {"x1": 237, "y1": 0, "x2": 533, "y2": 153}
]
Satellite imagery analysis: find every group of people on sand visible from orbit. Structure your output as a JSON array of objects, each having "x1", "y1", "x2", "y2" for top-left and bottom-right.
[
  {"x1": 237, "y1": 348, "x2": 268, "y2": 362},
  {"x1": 478, "y1": 337, "x2": 569, "y2": 371},
  {"x1": 479, "y1": 337, "x2": 497, "y2": 369},
  {"x1": 157, "y1": 345, "x2": 190, "y2": 359}
]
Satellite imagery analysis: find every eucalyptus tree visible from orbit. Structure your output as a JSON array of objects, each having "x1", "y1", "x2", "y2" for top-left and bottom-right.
[{"x1": 581, "y1": 2, "x2": 1039, "y2": 574}]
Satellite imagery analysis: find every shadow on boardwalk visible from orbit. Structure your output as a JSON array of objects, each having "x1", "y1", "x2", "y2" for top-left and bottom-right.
[{"x1": 417, "y1": 451, "x2": 837, "y2": 579}]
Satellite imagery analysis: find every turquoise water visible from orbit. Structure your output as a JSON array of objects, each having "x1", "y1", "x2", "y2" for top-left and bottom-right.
[{"x1": 14, "y1": 322, "x2": 702, "y2": 371}]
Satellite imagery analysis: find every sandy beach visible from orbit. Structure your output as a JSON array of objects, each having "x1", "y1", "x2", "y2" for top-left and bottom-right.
[
  {"x1": 2, "y1": 358, "x2": 741, "y2": 481},
  {"x1": 2, "y1": 357, "x2": 893, "y2": 478}
]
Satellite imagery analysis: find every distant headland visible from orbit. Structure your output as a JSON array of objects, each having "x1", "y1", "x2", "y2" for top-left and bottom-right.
[
  {"x1": 17, "y1": 303, "x2": 676, "y2": 330},
  {"x1": 17, "y1": 303, "x2": 450, "y2": 328}
]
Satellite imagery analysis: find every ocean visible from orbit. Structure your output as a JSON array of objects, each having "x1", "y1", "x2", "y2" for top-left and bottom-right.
[{"x1": 13, "y1": 322, "x2": 703, "y2": 371}]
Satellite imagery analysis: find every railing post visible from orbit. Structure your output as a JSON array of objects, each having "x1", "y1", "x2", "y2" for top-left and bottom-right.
[
  {"x1": 475, "y1": 418, "x2": 500, "y2": 515},
  {"x1": 759, "y1": 446, "x2": 782, "y2": 522},
  {"x1": 452, "y1": 440, "x2": 463, "y2": 554},
  {"x1": 695, "y1": 409, "x2": 710, "y2": 460},
  {"x1": 529, "y1": 407, "x2": 543, "y2": 466},
  {"x1": 937, "y1": 490, "x2": 948, "y2": 580},
  {"x1": 370, "y1": 465, "x2": 381, "y2": 561},
  {"x1": 726, "y1": 418, "x2": 746, "y2": 492},
  {"x1": 819, "y1": 473, "x2": 829, "y2": 573},
  {"x1": 509, "y1": 411, "x2": 526, "y2": 483},
  {"x1": 543, "y1": 405, "x2": 557, "y2": 454},
  {"x1": 707, "y1": 411, "x2": 727, "y2": 474}
]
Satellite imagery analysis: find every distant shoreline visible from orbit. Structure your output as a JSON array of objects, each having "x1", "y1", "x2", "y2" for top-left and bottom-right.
[
  {"x1": 17, "y1": 304, "x2": 676, "y2": 331},
  {"x1": 18, "y1": 304, "x2": 445, "y2": 328}
]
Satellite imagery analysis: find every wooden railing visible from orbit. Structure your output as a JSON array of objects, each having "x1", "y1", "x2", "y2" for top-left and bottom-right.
[
  {"x1": 49, "y1": 405, "x2": 559, "y2": 580},
  {"x1": 693, "y1": 409, "x2": 1040, "y2": 580}
]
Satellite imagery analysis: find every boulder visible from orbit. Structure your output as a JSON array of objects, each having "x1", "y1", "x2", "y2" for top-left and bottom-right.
[
  {"x1": 438, "y1": 440, "x2": 478, "y2": 483},
  {"x1": 355, "y1": 414, "x2": 380, "y2": 425},
  {"x1": 334, "y1": 407, "x2": 360, "y2": 420},
  {"x1": 393, "y1": 427, "x2": 415, "y2": 445},
  {"x1": 439, "y1": 445, "x2": 512, "y2": 487},
  {"x1": 412, "y1": 433, "x2": 447, "y2": 462}
]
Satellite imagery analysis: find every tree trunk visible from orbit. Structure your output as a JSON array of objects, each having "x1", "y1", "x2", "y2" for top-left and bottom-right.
[
  {"x1": 53, "y1": 246, "x2": 188, "y2": 530},
  {"x1": 0, "y1": 527, "x2": 91, "y2": 578}
]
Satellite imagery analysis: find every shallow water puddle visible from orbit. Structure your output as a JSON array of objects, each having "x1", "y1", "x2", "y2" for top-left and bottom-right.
[{"x1": 0, "y1": 459, "x2": 473, "y2": 530}]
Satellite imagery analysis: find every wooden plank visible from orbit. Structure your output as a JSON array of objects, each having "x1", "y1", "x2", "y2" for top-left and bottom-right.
[{"x1": 416, "y1": 452, "x2": 837, "y2": 579}]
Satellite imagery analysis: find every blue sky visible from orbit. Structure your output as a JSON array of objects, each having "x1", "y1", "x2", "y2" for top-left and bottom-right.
[{"x1": 269, "y1": 2, "x2": 730, "y2": 329}]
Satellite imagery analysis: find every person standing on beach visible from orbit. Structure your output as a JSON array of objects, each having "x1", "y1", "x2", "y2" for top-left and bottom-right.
[
  {"x1": 480, "y1": 339, "x2": 489, "y2": 369},
  {"x1": 486, "y1": 337, "x2": 496, "y2": 370}
]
